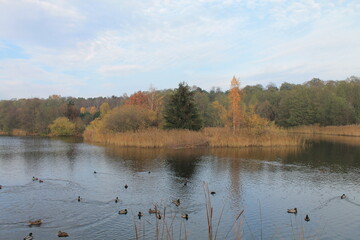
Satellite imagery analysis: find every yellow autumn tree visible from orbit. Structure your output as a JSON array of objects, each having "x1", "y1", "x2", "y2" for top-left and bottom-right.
[
  {"x1": 229, "y1": 76, "x2": 241, "y2": 132},
  {"x1": 49, "y1": 117, "x2": 76, "y2": 136},
  {"x1": 244, "y1": 105, "x2": 271, "y2": 135},
  {"x1": 99, "y1": 102, "x2": 110, "y2": 117}
]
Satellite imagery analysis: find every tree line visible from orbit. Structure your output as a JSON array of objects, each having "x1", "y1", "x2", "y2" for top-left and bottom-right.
[{"x1": 0, "y1": 76, "x2": 359, "y2": 136}]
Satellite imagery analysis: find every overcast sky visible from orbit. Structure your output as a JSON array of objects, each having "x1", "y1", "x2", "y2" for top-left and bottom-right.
[{"x1": 0, "y1": 0, "x2": 359, "y2": 99}]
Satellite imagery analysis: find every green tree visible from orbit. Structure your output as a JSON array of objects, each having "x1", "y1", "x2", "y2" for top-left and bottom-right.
[
  {"x1": 164, "y1": 82, "x2": 202, "y2": 130},
  {"x1": 49, "y1": 117, "x2": 76, "y2": 136}
]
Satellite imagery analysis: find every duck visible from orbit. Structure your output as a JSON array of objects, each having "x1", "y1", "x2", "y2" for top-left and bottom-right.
[
  {"x1": 115, "y1": 197, "x2": 119, "y2": 203},
  {"x1": 181, "y1": 214, "x2": 189, "y2": 220},
  {"x1": 118, "y1": 209, "x2": 128, "y2": 214},
  {"x1": 28, "y1": 219, "x2": 42, "y2": 226},
  {"x1": 32, "y1": 176, "x2": 36, "y2": 181},
  {"x1": 287, "y1": 208, "x2": 297, "y2": 214},
  {"x1": 138, "y1": 211, "x2": 144, "y2": 219},
  {"x1": 124, "y1": 184, "x2": 128, "y2": 189},
  {"x1": 94, "y1": 171, "x2": 97, "y2": 174},
  {"x1": 341, "y1": 194, "x2": 346, "y2": 199},
  {"x1": 149, "y1": 208, "x2": 159, "y2": 214},
  {"x1": 210, "y1": 191, "x2": 216, "y2": 195},
  {"x1": 39, "y1": 179, "x2": 44, "y2": 183},
  {"x1": 77, "y1": 196, "x2": 81, "y2": 202},
  {"x1": 23, "y1": 232, "x2": 33, "y2": 240},
  {"x1": 172, "y1": 199, "x2": 180, "y2": 207},
  {"x1": 58, "y1": 231, "x2": 69, "y2": 237},
  {"x1": 304, "y1": 214, "x2": 310, "y2": 222},
  {"x1": 156, "y1": 213, "x2": 162, "y2": 219}
]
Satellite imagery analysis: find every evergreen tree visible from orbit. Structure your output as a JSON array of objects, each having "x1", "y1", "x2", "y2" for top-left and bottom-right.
[{"x1": 164, "y1": 82, "x2": 202, "y2": 130}]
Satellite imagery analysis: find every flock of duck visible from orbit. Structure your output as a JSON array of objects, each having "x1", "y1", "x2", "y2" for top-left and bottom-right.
[
  {"x1": 286, "y1": 193, "x2": 347, "y2": 222},
  {"x1": 22, "y1": 176, "x2": 70, "y2": 239},
  {"x1": 5, "y1": 172, "x2": 345, "y2": 239},
  {"x1": 21, "y1": 172, "x2": 191, "y2": 240}
]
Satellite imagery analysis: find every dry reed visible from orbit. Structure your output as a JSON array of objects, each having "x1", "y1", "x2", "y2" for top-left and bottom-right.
[
  {"x1": 203, "y1": 127, "x2": 304, "y2": 148},
  {"x1": 289, "y1": 124, "x2": 360, "y2": 137},
  {"x1": 84, "y1": 128, "x2": 207, "y2": 148},
  {"x1": 84, "y1": 127, "x2": 304, "y2": 148},
  {"x1": 11, "y1": 129, "x2": 28, "y2": 136}
]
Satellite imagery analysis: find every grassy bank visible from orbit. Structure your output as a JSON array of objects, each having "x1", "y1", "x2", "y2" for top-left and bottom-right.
[
  {"x1": 83, "y1": 127, "x2": 304, "y2": 148},
  {"x1": 289, "y1": 124, "x2": 360, "y2": 137}
]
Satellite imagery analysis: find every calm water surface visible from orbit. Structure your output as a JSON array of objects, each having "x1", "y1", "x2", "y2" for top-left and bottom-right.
[{"x1": 0, "y1": 136, "x2": 360, "y2": 239}]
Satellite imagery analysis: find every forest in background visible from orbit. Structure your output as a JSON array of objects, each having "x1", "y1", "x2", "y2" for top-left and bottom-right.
[{"x1": 0, "y1": 76, "x2": 359, "y2": 137}]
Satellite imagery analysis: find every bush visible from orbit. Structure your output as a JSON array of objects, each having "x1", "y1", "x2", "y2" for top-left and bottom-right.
[
  {"x1": 49, "y1": 117, "x2": 76, "y2": 136},
  {"x1": 102, "y1": 105, "x2": 156, "y2": 132}
]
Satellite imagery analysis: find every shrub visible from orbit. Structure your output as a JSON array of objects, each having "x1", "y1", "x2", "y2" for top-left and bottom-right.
[{"x1": 49, "y1": 117, "x2": 76, "y2": 136}]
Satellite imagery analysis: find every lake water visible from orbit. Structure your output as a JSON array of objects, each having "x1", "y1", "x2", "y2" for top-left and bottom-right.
[{"x1": 0, "y1": 136, "x2": 360, "y2": 239}]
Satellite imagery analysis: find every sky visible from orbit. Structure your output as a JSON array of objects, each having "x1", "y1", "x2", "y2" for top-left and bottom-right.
[{"x1": 0, "y1": 0, "x2": 359, "y2": 99}]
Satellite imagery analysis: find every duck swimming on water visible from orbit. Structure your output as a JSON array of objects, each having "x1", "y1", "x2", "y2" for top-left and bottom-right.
[
  {"x1": 58, "y1": 231, "x2": 69, "y2": 237},
  {"x1": 287, "y1": 208, "x2": 297, "y2": 214},
  {"x1": 181, "y1": 214, "x2": 189, "y2": 220},
  {"x1": 304, "y1": 214, "x2": 310, "y2": 222},
  {"x1": 149, "y1": 208, "x2": 159, "y2": 214},
  {"x1": 172, "y1": 199, "x2": 180, "y2": 206},
  {"x1": 341, "y1": 194, "x2": 346, "y2": 199},
  {"x1": 23, "y1": 232, "x2": 33, "y2": 240},
  {"x1": 115, "y1": 197, "x2": 119, "y2": 203},
  {"x1": 77, "y1": 196, "x2": 81, "y2": 202},
  {"x1": 119, "y1": 209, "x2": 128, "y2": 214},
  {"x1": 28, "y1": 219, "x2": 42, "y2": 226}
]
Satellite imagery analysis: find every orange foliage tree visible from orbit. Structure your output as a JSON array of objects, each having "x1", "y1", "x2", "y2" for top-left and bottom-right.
[
  {"x1": 80, "y1": 107, "x2": 86, "y2": 114},
  {"x1": 125, "y1": 91, "x2": 148, "y2": 108},
  {"x1": 229, "y1": 76, "x2": 242, "y2": 132},
  {"x1": 89, "y1": 106, "x2": 97, "y2": 115}
]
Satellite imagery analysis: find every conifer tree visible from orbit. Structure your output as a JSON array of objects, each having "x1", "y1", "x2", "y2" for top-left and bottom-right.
[{"x1": 164, "y1": 82, "x2": 202, "y2": 130}]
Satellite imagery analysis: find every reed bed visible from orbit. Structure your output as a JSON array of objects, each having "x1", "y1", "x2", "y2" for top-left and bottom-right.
[
  {"x1": 84, "y1": 128, "x2": 207, "y2": 148},
  {"x1": 203, "y1": 127, "x2": 304, "y2": 148},
  {"x1": 289, "y1": 124, "x2": 360, "y2": 137},
  {"x1": 84, "y1": 126, "x2": 304, "y2": 148},
  {"x1": 11, "y1": 129, "x2": 28, "y2": 136}
]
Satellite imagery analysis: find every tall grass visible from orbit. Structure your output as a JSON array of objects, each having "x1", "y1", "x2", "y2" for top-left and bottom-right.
[
  {"x1": 204, "y1": 127, "x2": 304, "y2": 148},
  {"x1": 84, "y1": 128, "x2": 207, "y2": 148},
  {"x1": 289, "y1": 124, "x2": 360, "y2": 137},
  {"x1": 83, "y1": 127, "x2": 304, "y2": 148},
  {"x1": 11, "y1": 129, "x2": 28, "y2": 136}
]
